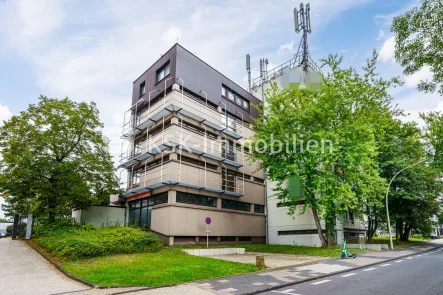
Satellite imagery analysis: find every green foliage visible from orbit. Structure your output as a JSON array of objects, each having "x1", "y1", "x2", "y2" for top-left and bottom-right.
[
  {"x1": 33, "y1": 217, "x2": 79, "y2": 238},
  {"x1": 392, "y1": 0, "x2": 443, "y2": 94},
  {"x1": 250, "y1": 51, "x2": 397, "y2": 246},
  {"x1": 34, "y1": 226, "x2": 163, "y2": 260},
  {"x1": 6, "y1": 224, "x2": 13, "y2": 235},
  {"x1": 0, "y1": 96, "x2": 119, "y2": 220},
  {"x1": 0, "y1": 217, "x2": 12, "y2": 223}
]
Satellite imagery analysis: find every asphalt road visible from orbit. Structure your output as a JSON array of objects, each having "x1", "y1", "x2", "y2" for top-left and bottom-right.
[{"x1": 259, "y1": 248, "x2": 443, "y2": 295}]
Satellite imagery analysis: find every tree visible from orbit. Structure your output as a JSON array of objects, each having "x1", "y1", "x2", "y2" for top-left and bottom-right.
[
  {"x1": 0, "y1": 96, "x2": 119, "y2": 221},
  {"x1": 249, "y1": 52, "x2": 398, "y2": 247},
  {"x1": 392, "y1": 0, "x2": 443, "y2": 94}
]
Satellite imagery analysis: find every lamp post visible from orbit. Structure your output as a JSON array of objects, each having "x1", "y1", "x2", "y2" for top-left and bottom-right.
[{"x1": 386, "y1": 159, "x2": 427, "y2": 250}]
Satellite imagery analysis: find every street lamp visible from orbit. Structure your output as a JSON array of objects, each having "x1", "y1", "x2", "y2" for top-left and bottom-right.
[{"x1": 386, "y1": 159, "x2": 427, "y2": 250}]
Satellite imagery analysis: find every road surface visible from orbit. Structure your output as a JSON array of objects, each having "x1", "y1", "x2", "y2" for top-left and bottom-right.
[{"x1": 260, "y1": 247, "x2": 443, "y2": 295}]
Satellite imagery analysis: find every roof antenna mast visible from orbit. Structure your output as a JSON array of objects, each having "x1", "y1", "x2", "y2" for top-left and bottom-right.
[
  {"x1": 294, "y1": 2, "x2": 312, "y2": 72},
  {"x1": 246, "y1": 54, "x2": 251, "y2": 92}
]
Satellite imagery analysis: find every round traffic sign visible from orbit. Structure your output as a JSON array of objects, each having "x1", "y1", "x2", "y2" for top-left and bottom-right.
[{"x1": 205, "y1": 217, "x2": 211, "y2": 225}]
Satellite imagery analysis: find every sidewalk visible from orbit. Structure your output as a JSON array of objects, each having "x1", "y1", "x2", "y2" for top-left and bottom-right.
[{"x1": 189, "y1": 240, "x2": 443, "y2": 295}]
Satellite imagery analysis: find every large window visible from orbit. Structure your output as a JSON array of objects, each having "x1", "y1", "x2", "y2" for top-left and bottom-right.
[
  {"x1": 176, "y1": 192, "x2": 217, "y2": 207},
  {"x1": 222, "y1": 169, "x2": 236, "y2": 192},
  {"x1": 221, "y1": 85, "x2": 250, "y2": 111},
  {"x1": 222, "y1": 199, "x2": 250, "y2": 212},
  {"x1": 128, "y1": 192, "x2": 168, "y2": 227},
  {"x1": 156, "y1": 61, "x2": 170, "y2": 82}
]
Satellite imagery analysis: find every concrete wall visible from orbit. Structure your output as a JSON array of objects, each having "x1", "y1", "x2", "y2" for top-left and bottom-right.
[{"x1": 72, "y1": 206, "x2": 126, "y2": 227}]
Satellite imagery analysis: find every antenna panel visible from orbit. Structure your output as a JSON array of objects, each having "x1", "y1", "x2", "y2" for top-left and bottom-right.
[
  {"x1": 306, "y1": 3, "x2": 311, "y2": 33},
  {"x1": 294, "y1": 7, "x2": 299, "y2": 32},
  {"x1": 246, "y1": 54, "x2": 251, "y2": 70}
]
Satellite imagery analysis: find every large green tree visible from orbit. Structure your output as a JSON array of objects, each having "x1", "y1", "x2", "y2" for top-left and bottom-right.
[
  {"x1": 392, "y1": 0, "x2": 443, "y2": 94},
  {"x1": 250, "y1": 52, "x2": 398, "y2": 247},
  {"x1": 0, "y1": 96, "x2": 119, "y2": 221}
]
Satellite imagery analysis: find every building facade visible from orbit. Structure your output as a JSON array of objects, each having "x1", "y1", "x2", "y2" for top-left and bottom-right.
[{"x1": 118, "y1": 44, "x2": 266, "y2": 245}]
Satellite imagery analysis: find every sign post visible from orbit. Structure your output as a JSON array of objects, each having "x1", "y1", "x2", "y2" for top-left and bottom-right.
[{"x1": 205, "y1": 217, "x2": 211, "y2": 248}]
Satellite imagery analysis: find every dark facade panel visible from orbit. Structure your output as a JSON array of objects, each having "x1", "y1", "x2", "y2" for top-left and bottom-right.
[{"x1": 131, "y1": 45, "x2": 178, "y2": 109}]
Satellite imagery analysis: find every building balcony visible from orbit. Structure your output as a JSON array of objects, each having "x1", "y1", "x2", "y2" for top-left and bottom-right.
[
  {"x1": 121, "y1": 89, "x2": 244, "y2": 141},
  {"x1": 119, "y1": 124, "x2": 245, "y2": 170},
  {"x1": 122, "y1": 161, "x2": 244, "y2": 198}
]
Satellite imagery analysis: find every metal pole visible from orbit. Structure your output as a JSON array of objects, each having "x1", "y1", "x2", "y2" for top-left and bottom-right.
[
  {"x1": 206, "y1": 224, "x2": 209, "y2": 248},
  {"x1": 386, "y1": 159, "x2": 426, "y2": 250}
]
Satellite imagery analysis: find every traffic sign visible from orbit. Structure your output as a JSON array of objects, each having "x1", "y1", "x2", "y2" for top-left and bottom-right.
[{"x1": 205, "y1": 217, "x2": 211, "y2": 225}]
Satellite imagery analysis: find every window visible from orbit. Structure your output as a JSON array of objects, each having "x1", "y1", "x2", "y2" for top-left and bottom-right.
[
  {"x1": 278, "y1": 229, "x2": 324, "y2": 235},
  {"x1": 179, "y1": 120, "x2": 217, "y2": 140},
  {"x1": 239, "y1": 237, "x2": 252, "y2": 241},
  {"x1": 228, "y1": 90, "x2": 235, "y2": 101},
  {"x1": 221, "y1": 113, "x2": 236, "y2": 133},
  {"x1": 222, "y1": 169, "x2": 236, "y2": 192},
  {"x1": 221, "y1": 236, "x2": 236, "y2": 241},
  {"x1": 235, "y1": 94, "x2": 242, "y2": 106},
  {"x1": 156, "y1": 61, "x2": 170, "y2": 82},
  {"x1": 222, "y1": 86, "x2": 227, "y2": 97},
  {"x1": 133, "y1": 140, "x2": 143, "y2": 156},
  {"x1": 139, "y1": 81, "x2": 146, "y2": 97},
  {"x1": 222, "y1": 199, "x2": 251, "y2": 212},
  {"x1": 181, "y1": 156, "x2": 218, "y2": 171},
  {"x1": 254, "y1": 204, "x2": 265, "y2": 213},
  {"x1": 132, "y1": 168, "x2": 142, "y2": 186},
  {"x1": 176, "y1": 192, "x2": 217, "y2": 207},
  {"x1": 254, "y1": 177, "x2": 265, "y2": 184},
  {"x1": 128, "y1": 192, "x2": 168, "y2": 227},
  {"x1": 277, "y1": 200, "x2": 305, "y2": 208},
  {"x1": 222, "y1": 140, "x2": 236, "y2": 162},
  {"x1": 242, "y1": 99, "x2": 249, "y2": 110}
]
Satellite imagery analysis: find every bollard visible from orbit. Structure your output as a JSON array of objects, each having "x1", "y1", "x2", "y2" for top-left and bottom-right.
[{"x1": 256, "y1": 255, "x2": 265, "y2": 267}]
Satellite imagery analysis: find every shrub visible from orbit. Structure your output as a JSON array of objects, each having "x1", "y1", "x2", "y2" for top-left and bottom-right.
[
  {"x1": 33, "y1": 217, "x2": 79, "y2": 237},
  {"x1": 34, "y1": 226, "x2": 163, "y2": 260}
]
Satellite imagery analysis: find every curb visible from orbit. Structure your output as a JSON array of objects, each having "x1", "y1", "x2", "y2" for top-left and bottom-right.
[
  {"x1": 24, "y1": 240, "x2": 180, "y2": 294},
  {"x1": 24, "y1": 240, "x2": 98, "y2": 288},
  {"x1": 242, "y1": 244, "x2": 443, "y2": 295}
]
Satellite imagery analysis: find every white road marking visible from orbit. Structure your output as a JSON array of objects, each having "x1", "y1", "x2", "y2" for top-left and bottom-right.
[
  {"x1": 406, "y1": 257, "x2": 413, "y2": 260},
  {"x1": 363, "y1": 268, "x2": 377, "y2": 272},
  {"x1": 423, "y1": 253, "x2": 429, "y2": 256},
  {"x1": 381, "y1": 263, "x2": 391, "y2": 266},
  {"x1": 341, "y1": 273, "x2": 356, "y2": 277},
  {"x1": 417, "y1": 254, "x2": 423, "y2": 257},
  {"x1": 395, "y1": 260, "x2": 404, "y2": 263},
  {"x1": 311, "y1": 280, "x2": 331, "y2": 285},
  {"x1": 272, "y1": 289, "x2": 301, "y2": 295}
]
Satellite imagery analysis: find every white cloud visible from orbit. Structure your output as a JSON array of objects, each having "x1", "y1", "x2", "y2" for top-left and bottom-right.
[
  {"x1": 404, "y1": 66, "x2": 433, "y2": 88},
  {"x1": 379, "y1": 36, "x2": 395, "y2": 62},
  {"x1": 0, "y1": 104, "x2": 12, "y2": 126},
  {"x1": 277, "y1": 41, "x2": 294, "y2": 54},
  {"x1": 0, "y1": 0, "x2": 371, "y2": 167}
]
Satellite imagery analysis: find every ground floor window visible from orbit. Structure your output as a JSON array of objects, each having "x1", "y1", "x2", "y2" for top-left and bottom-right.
[
  {"x1": 254, "y1": 204, "x2": 265, "y2": 213},
  {"x1": 176, "y1": 192, "x2": 217, "y2": 207},
  {"x1": 128, "y1": 192, "x2": 168, "y2": 227},
  {"x1": 221, "y1": 199, "x2": 250, "y2": 212}
]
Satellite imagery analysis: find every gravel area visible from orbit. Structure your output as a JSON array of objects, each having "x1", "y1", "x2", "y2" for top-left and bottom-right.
[{"x1": 207, "y1": 252, "x2": 326, "y2": 268}]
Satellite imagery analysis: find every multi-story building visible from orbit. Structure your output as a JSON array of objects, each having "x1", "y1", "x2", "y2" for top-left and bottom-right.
[{"x1": 118, "y1": 44, "x2": 266, "y2": 246}]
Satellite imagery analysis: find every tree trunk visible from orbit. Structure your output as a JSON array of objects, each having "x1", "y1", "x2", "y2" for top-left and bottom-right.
[
  {"x1": 367, "y1": 205, "x2": 377, "y2": 243},
  {"x1": 312, "y1": 207, "x2": 327, "y2": 247},
  {"x1": 400, "y1": 223, "x2": 411, "y2": 242}
]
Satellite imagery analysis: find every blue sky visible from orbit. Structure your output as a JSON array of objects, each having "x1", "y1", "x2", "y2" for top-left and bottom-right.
[{"x1": 0, "y1": 0, "x2": 441, "y2": 217}]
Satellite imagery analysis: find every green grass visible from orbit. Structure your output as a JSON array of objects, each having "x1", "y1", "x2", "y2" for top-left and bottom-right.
[
  {"x1": 346, "y1": 236, "x2": 430, "y2": 248},
  {"x1": 60, "y1": 248, "x2": 261, "y2": 287}
]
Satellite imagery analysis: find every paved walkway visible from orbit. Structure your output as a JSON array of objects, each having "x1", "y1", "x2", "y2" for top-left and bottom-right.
[{"x1": 0, "y1": 238, "x2": 87, "y2": 295}]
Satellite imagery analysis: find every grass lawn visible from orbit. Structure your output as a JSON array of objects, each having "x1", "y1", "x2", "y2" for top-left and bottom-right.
[
  {"x1": 60, "y1": 248, "x2": 261, "y2": 287},
  {"x1": 370, "y1": 236, "x2": 430, "y2": 248}
]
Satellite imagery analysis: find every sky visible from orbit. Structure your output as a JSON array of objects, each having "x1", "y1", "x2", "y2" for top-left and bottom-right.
[{"x1": 0, "y1": 0, "x2": 441, "y2": 218}]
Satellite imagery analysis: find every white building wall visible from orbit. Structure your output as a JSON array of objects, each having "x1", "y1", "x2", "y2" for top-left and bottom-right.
[{"x1": 72, "y1": 206, "x2": 126, "y2": 227}]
